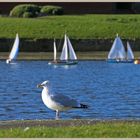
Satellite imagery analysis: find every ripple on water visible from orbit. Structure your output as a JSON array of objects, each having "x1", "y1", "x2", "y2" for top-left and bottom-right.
[{"x1": 0, "y1": 61, "x2": 140, "y2": 120}]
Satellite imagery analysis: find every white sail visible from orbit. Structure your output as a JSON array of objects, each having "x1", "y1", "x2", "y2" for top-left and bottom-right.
[
  {"x1": 108, "y1": 36, "x2": 126, "y2": 60},
  {"x1": 54, "y1": 40, "x2": 57, "y2": 61},
  {"x1": 127, "y1": 41, "x2": 134, "y2": 60},
  {"x1": 60, "y1": 34, "x2": 68, "y2": 61},
  {"x1": 67, "y1": 36, "x2": 77, "y2": 60},
  {"x1": 9, "y1": 33, "x2": 19, "y2": 60}
]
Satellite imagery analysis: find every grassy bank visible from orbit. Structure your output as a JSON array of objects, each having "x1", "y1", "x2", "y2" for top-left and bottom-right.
[
  {"x1": 1, "y1": 52, "x2": 140, "y2": 60},
  {"x1": 0, "y1": 120, "x2": 140, "y2": 137},
  {"x1": 0, "y1": 52, "x2": 108, "y2": 60},
  {"x1": 0, "y1": 15, "x2": 139, "y2": 39}
]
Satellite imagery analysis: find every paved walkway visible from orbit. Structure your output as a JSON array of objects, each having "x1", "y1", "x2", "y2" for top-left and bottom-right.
[{"x1": 0, "y1": 120, "x2": 139, "y2": 129}]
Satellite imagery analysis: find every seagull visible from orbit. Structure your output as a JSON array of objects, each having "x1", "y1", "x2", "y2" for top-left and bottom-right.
[{"x1": 37, "y1": 80, "x2": 88, "y2": 119}]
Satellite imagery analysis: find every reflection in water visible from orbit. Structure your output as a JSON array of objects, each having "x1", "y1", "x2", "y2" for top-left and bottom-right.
[
  {"x1": 52, "y1": 64, "x2": 77, "y2": 70},
  {"x1": 0, "y1": 61, "x2": 140, "y2": 120}
]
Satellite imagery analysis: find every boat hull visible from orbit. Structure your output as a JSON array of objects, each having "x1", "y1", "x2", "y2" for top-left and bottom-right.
[
  {"x1": 107, "y1": 59, "x2": 134, "y2": 63},
  {"x1": 48, "y1": 60, "x2": 78, "y2": 65}
]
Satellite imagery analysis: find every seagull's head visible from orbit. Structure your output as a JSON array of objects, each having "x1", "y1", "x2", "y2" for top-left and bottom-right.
[{"x1": 37, "y1": 80, "x2": 49, "y2": 88}]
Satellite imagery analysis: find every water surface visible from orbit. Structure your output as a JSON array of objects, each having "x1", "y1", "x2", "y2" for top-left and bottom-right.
[{"x1": 0, "y1": 61, "x2": 140, "y2": 120}]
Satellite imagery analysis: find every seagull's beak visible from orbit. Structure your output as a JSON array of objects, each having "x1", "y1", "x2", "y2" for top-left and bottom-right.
[{"x1": 37, "y1": 84, "x2": 43, "y2": 88}]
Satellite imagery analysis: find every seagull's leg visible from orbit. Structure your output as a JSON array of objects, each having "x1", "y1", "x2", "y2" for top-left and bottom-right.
[{"x1": 56, "y1": 110, "x2": 60, "y2": 120}]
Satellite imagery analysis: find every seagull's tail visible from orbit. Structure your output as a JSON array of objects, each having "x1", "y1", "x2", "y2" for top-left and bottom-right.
[
  {"x1": 73, "y1": 104, "x2": 88, "y2": 109},
  {"x1": 80, "y1": 104, "x2": 88, "y2": 109}
]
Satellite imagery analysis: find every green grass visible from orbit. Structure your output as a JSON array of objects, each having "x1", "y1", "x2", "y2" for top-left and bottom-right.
[
  {"x1": 0, "y1": 122, "x2": 140, "y2": 137},
  {"x1": 0, "y1": 14, "x2": 139, "y2": 39}
]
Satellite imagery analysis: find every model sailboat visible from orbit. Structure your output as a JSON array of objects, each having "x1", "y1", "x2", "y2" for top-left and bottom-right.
[
  {"x1": 49, "y1": 34, "x2": 78, "y2": 65},
  {"x1": 126, "y1": 41, "x2": 134, "y2": 61},
  {"x1": 6, "y1": 33, "x2": 19, "y2": 64},
  {"x1": 107, "y1": 35, "x2": 134, "y2": 63}
]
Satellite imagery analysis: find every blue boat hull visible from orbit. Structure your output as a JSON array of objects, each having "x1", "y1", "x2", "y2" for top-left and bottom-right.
[
  {"x1": 48, "y1": 60, "x2": 78, "y2": 65},
  {"x1": 107, "y1": 59, "x2": 134, "y2": 63}
]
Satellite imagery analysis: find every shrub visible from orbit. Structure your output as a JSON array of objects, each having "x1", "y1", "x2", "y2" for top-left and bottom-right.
[
  {"x1": 9, "y1": 4, "x2": 41, "y2": 18},
  {"x1": 23, "y1": 12, "x2": 34, "y2": 18},
  {"x1": 40, "y1": 5, "x2": 63, "y2": 15}
]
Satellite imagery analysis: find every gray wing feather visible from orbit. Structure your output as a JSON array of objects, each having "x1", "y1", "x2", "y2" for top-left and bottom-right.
[{"x1": 50, "y1": 93, "x2": 79, "y2": 107}]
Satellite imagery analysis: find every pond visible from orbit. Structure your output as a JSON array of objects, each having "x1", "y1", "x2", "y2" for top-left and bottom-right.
[{"x1": 0, "y1": 61, "x2": 140, "y2": 120}]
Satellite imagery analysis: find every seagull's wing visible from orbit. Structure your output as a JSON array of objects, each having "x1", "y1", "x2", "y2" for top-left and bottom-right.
[{"x1": 50, "y1": 93, "x2": 79, "y2": 107}]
